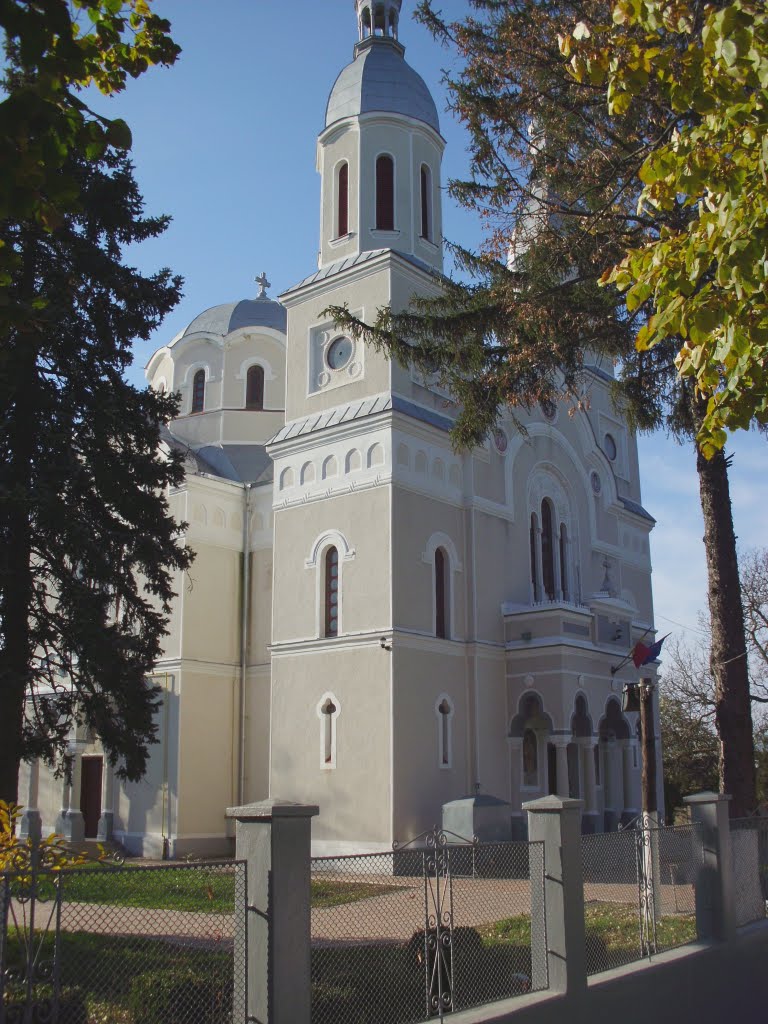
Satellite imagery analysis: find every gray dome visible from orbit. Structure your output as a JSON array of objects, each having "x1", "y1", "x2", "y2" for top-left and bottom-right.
[
  {"x1": 181, "y1": 297, "x2": 287, "y2": 339},
  {"x1": 326, "y1": 39, "x2": 439, "y2": 133}
]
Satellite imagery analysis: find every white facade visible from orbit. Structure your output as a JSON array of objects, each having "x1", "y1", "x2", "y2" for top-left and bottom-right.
[{"x1": 21, "y1": 1, "x2": 661, "y2": 857}]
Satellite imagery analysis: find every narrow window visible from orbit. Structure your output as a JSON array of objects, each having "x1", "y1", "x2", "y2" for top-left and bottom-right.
[
  {"x1": 376, "y1": 155, "x2": 394, "y2": 230},
  {"x1": 529, "y1": 513, "x2": 538, "y2": 601},
  {"x1": 337, "y1": 162, "x2": 349, "y2": 238},
  {"x1": 321, "y1": 698, "x2": 337, "y2": 764},
  {"x1": 541, "y1": 499, "x2": 555, "y2": 600},
  {"x1": 420, "y1": 165, "x2": 431, "y2": 240},
  {"x1": 523, "y1": 729, "x2": 538, "y2": 787},
  {"x1": 559, "y1": 523, "x2": 569, "y2": 600},
  {"x1": 438, "y1": 698, "x2": 452, "y2": 767},
  {"x1": 246, "y1": 365, "x2": 264, "y2": 410},
  {"x1": 191, "y1": 369, "x2": 205, "y2": 413},
  {"x1": 324, "y1": 546, "x2": 339, "y2": 637},
  {"x1": 435, "y1": 547, "x2": 449, "y2": 639}
]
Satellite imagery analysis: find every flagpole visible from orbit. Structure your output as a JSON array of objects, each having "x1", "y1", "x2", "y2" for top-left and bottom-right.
[{"x1": 610, "y1": 627, "x2": 652, "y2": 676}]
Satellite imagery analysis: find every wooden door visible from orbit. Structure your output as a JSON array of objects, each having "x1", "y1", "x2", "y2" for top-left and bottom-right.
[{"x1": 80, "y1": 757, "x2": 103, "y2": 839}]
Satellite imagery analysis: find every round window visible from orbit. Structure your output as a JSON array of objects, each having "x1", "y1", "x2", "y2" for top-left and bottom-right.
[
  {"x1": 604, "y1": 433, "x2": 617, "y2": 461},
  {"x1": 326, "y1": 336, "x2": 354, "y2": 371}
]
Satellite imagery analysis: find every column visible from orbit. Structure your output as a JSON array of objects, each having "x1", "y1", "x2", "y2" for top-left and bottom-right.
[
  {"x1": 19, "y1": 761, "x2": 42, "y2": 842},
  {"x1": 524, "y1": 796, "x2": 587, "y2": 998},
  {"x1": 226, "y1": 799, "x2": 319, "y2": 1024},
  {"x1": 97, "y1": 759, "x2": 115, "y2": 842},
  {"x1": 620, "y1": 739, "x2": 638, "y2": 826},
  {"x1": 580, "y1": 740, "x2": 598, "y2": 834},
  {"x1": 684, "y1": 791, "x2": 736, "y2": 941},
  {"x1": 554, "y1": 737, "x2": 570, "y2": 799},
  {"x1": 553, "y1": 525, "x2": 563, "y2": 601},
  {"x1": 508, "y1": 737, "x2": 524, "y2": 838},
  {"x1": 55, "y1": 750, "x2": 84, "y2": 843},
  {"x1": 535, "y1": 526, "x2": 544, "y2": 602}
]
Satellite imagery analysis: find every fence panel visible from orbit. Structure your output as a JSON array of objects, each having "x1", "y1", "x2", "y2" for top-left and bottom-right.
[
  {"x1": 1, "y1": 860, "x2": 246, "y2": 1024},
  {"x1": 730, "y1": 817, "x2": 768, "y2": 927},
  {"x1": 310, "y1": 836, "x2": 546, "y2": 1024},
  {"x1": 653, "y1": 823, "x2": 699, "y2": 952},
  {"x1": 581, "y1": 828, "x2": 644, "y2": 975}
]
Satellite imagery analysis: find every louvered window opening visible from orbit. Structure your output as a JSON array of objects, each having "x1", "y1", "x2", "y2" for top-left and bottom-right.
[
  {"x1": 325, "y1": 547, "x2": 339, "y2": 637},
  {"x1": 338, "y1": 162, "x2": 349, "y2": 237},
  {"x1": 376, "y1": 155, "x2": 394, "y2": 230}
]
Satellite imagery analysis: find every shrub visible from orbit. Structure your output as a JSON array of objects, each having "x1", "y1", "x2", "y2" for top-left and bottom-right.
[{"x1": 129, "y1": 966, "x2": 232, "y2": 1024}]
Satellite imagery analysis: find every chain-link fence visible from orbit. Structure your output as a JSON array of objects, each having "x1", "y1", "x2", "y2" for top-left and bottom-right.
[
  {"x1": 730, "y1": 817, "x2": 768, "y2": 926},
  {"x1": 581, "y1": 823, "x2": 700, "y2": 976},
  {"x1": 310, "y1": 836, "x2": 546, "y2": 1024},
  {"x1": 1, "y1": 860, "x2": 246, "y2": 1024}
]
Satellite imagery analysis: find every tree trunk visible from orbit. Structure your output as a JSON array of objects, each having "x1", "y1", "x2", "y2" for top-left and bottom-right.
[{"x1": 696, "y1": 434, "x2": 756, "y2": 817}]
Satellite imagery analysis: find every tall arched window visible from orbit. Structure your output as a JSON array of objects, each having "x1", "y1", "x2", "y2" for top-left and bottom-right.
[
  {"x1": 337, "y1": 162, "x2": 349, "y2": 237},
  {"x1": 324, "y1": 547, "x2": 340, "y2": 637},
  {"x1": 321, "y1": 697, "x2": 336, "y2": 764},
  {"x1": 559, "y1": 523, "x2": 569, "y2": 601},
  {"x1": 191, "y1": 369, "x2": 205, "y2": 414},
  {"x1": 530, "y1": 513, "x2": 539, "y2": 601},
  {"x1": 437, "y1": 697, "x2": 453, "y2": 768},
  {"x1": 420, "y1": 165, "x2": 431, "y2": 240},
  {"x1": 246, "y1": 365, "x2": 264, "y2": 410},
  {"x1": 435, "y1": 547, "x2": 449, "y2": 639},
  {"x1": 541, "y1": 499, "x2": 556, "y2": 600},
  {"x1": 376, "y1": 155, "x2": 394, "y2": 230}
]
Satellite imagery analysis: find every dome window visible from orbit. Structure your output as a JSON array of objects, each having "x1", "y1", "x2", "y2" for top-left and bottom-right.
[
  {"x1": 191, "y1": 369, "x2": 205, "y2": 414},
  {"x1": 376, "y1": 155, "x2": 394, "y2": 231},
  {"x1": 246, "y1": 365, "x2": 264, "y2": 410},
  {"x1": 337, "y1": 162, "x2": 349, "y2": 238}
]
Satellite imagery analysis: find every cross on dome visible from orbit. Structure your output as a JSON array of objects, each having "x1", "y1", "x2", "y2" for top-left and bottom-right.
[{"x1": 256, "y1": 271, "x2": 271, "y2": 298}]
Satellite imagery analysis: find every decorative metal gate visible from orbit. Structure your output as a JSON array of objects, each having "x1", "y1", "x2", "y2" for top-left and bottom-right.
[{"x1": 393, "y1": 828, "x2": 471, "y2": 1018}]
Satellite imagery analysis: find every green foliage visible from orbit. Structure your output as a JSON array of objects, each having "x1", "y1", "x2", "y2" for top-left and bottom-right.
[
  {"x1": 0, "y1": 800, "x2": 87, "y2": 873},
  {"x1": 659, "y1": 692, "x2": 720, "y2": 821},
  {"x1": 566, "y1": 0, "x2": 768, "y2": 456},
  {"x1": 129, "y1": 966, "x2": 232, "y2": 1024}
]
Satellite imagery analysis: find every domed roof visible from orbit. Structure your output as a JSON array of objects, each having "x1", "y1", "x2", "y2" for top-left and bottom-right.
[
  {"x1": 325, "y1": 38, "x2": 439, "y2": 134},
  {"x1": 180, "y1": 297, "x2": 286, "y2": 339}
]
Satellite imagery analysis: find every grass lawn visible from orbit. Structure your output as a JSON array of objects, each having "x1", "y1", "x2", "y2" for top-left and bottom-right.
[{"x1": 56, "y1": 864, "x2": 400, "y2": 913}]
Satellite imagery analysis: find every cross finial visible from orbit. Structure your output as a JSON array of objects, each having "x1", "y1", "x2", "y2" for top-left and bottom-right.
[{"x1": 256, "y1": 271, "x2": 270, "y2": 298}]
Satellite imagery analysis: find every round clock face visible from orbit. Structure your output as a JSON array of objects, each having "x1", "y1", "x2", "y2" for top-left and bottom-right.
[{"x1": 326, "y1": 336, "x2": 354, "y2": 371}]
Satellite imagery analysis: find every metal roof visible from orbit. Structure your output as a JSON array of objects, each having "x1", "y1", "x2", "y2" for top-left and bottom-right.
[
  {"x1": 178, "y1": 297, "x2": 287, "y2": 341},
  {"x1": 325, "y1": 37, "x2": 439, "y2": 133},
  {"x1": 619, "y1": 496, "x2": 655, "y2": 523},
  {"x1": 285, "y1": 247, "x2": 440, "y2": 295}
]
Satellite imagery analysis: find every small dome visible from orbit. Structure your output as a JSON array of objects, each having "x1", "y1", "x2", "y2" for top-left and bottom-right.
[
  {"x1": 180, "y1": 296, "x2": 287, "y2": 340},
  {"x1": 326, "y1": 38, "x2": 439, "y2": 134}
]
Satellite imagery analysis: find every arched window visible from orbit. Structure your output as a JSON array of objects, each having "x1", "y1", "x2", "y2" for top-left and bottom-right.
[
  {"x1": 191, "y1": 369, "x2": 205, "y2": 414},
  {"x1": 420, "y1": 165, "x2": 431, "y2": 240},
  {"x1": 529, "y1": 513, "x2": 539, "y2": 601},
  {"x1": 337, "y1": 162, "x2": 349, "y2": 238},
  {"x1": 246, "y1": 365, "x2": 264, "y2": 410},
  {"x1": 523, "y1": 729, "x2": 538, "y2": 787},
  {"x1": 376, "y1": 155, "x2": 394, "y2": 231},
  {"x1": 318, "y1": 695, "x2": 340, "y2": 769},
  {"x1": 559, "y1": 523, "x2": 569, "y2": 600},
  {"x1": 324, "y1": 546, "x2": 340, "y2": 637},
  {"x1": 437, "y1": 697, "x2": 453, "y2": 768},
  {"x1": 541, "y1": 499, "x2": 556, "y2": 600},
  {"x1": 435, "y1": 547, "x2": 449, "y2": 639}
]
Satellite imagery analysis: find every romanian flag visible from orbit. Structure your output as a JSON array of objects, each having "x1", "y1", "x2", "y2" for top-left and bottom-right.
[{"x1": 631, "y1": 634, "x2": 669, "y2": 668}]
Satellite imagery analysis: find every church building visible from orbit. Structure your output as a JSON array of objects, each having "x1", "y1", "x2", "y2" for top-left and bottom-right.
[{"x1": 20, "y1": 0, "x2": 662, "y2": 858}]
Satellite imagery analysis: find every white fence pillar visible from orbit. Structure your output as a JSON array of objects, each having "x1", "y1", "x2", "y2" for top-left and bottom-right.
[
  {"x1": 684, "y1": 791, "x2": 736, "y2": 942},
  {"x1": 524, "y1": 795, "x2": 587, "y2": 999},
  {"x1": 227, "y1": 799, "x2": 318, "y2": 1024}
]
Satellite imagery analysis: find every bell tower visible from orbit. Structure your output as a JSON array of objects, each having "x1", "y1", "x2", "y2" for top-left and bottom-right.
[{"x1": 316, "y1": 0, "x2": 445, "y2": 272}]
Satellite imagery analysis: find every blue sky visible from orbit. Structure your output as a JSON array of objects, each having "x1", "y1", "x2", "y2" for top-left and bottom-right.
[{"x1": 91, "y1": 0, "x2": 766, "y2": 648}]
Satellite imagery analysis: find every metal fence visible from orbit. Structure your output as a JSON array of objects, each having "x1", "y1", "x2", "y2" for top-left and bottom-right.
[
  {"x1": 730, "y1": 817, "x2": 768, "y2": 926},
  {"x1": 581, "y1": 822, "x2": 700, "y2": 977},
  {"x1": 0, "y1": 859, "x2": 246, "y2": 1024},
  {"x1": 310, "y1": 831, "x2": 546, "y2": 1023}
]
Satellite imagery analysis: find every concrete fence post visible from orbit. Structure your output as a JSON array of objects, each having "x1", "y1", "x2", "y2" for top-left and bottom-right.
[
  {"x1": 524, "y1": 795, "x2": 587, "y2": 999},
  {"x1": 684, "y1": 791, "x2": 735, "y2": 942},
  {"x1": 227, "y1": 799, "x2": 319, "y2": 1024}
]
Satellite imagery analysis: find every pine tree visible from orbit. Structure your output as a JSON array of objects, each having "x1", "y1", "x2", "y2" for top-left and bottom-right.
[
  {"x1": 0, "y1": 140, "x2": 191, "y2": 803},
  {"x1": 329, "y1": 0, "x2": 756, "y2": 815}
]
